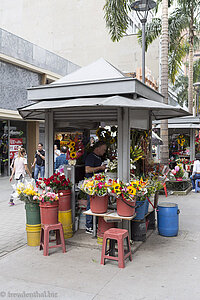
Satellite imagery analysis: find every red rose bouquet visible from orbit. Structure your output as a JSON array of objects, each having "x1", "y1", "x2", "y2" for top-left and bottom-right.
[{"x1": 36, "y1": 172, "x2": 72, "y2": 193}]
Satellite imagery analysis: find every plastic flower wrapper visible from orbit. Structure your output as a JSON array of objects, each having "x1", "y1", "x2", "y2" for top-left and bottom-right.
[
  {"x1": 130, "y1": 177, "x2": 149, "y2": 201},
  {"x1": 109, "y1": 179, "x2": 136, "y2": 202},
  {"x1": 16, "y1": 179, "x2": 39, "y2": 203},
  {"x1": 78, "y1": 173, "x2": 108, "y2": 196}
]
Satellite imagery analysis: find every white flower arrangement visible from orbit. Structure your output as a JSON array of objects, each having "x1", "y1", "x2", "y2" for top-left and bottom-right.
[{"x1": 106, "y1": 159, "x2": 117, "y2": 173}]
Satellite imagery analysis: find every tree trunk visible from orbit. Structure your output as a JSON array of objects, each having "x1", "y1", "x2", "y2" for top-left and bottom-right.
[
  {"x1": 160, "y1": 0, "x2": 169, "y2": 165},
  {"x1": 188, "y1": 16, "x2": 194, "y2": 115}
]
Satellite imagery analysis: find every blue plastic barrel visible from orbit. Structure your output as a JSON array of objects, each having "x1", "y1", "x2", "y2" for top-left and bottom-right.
[
  {"x1": 145, "y1": 198, "x2": 149, "y2": 215},
  {"x1": 135, "y1": 200, "x2": 146, "y2": 220},
  {"x1": 157, "y1": 202, "x2": 180, "y2": 237}
]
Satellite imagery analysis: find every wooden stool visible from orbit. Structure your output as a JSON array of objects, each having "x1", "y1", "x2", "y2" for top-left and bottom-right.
[
  {"x1": 40, "y1": 222, "x2": 66, "y2": 256},
  {"x1": 101, "y1": 228, "x2": 132, "y2": 268}
]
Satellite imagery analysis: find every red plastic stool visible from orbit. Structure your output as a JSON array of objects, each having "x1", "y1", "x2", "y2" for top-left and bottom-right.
[
  {"x1": 39, "y1": 222, "x2": 66, "y2": 256},
  {"x1": 101, "y1": 228, "x2": 132, "y2": 268}
]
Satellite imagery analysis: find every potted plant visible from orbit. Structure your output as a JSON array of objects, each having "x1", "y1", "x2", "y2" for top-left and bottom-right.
[
  {"x1": 37, "y1": 173, "x2": 72, "y2": 211},
  {"x1": 110, "y1": 180, "x2": 136, "y2": 217},
  {"x1": 34, "y1": 190, "x2": 59, "y2": 225},
  {"x1": 79, "y1": 173, "x2": 109, "y2": 213}
]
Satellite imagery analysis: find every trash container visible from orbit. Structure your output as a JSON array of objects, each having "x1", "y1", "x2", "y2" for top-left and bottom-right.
[{"x1": 157, "y1": 202, "x2": 180, "y2": 237}]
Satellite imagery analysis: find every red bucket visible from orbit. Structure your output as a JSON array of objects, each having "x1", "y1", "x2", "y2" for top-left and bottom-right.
[
  {"x1": 97, "y1": 217, "x2": 115, "y2": 237},
  {"x1": 90, "y1": 195, "x2": 108, "y2": 214},
  {"x1": 58, "y1": 190, "x2": 71, "y2": 211},
  {"x1": 117, "y1": 197, "x2": 136, "y2": 217},
  {"x1": 39, "y1": 201, "x2": 58, "y2": 225}
]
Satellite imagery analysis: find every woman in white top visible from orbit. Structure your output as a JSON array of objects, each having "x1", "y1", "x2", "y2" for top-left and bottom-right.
[
  {"x1": 190, "y1": 153, "x2": 200, "y2": 191},
  {"x1": 9, "y1": 148, "x2": 32, "y2": 205}
]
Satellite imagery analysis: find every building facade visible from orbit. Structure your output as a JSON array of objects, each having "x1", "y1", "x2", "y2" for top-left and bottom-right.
[
  {"x1": 0, "y1": 28, "x2": 79, "y2": 175},
  {"x1": 0, "y1": 0, "x2": 160, "y2": 80}
]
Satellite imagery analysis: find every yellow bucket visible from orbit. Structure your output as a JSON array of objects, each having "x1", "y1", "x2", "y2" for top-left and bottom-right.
[
  {"x1": 26, "y1": 224, "x2": 41, "y2": 247},
  {"x1": 97, "y1": 236, "x2": 103, "y2": 245},
  {"x1": 58, "y1": 210, "x2": 73, "y2": 239}
]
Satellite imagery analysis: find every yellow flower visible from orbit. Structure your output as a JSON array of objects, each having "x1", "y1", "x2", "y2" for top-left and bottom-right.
[
  {"x1": 113, "y1": 183, "x2": 121, "y2": 195},
  {"x1": 69, "y1": 147, "x2": 75, "y2": 152},
  {"x1": 69, "y1": 141, "x2": 75, "y2": 147},
  {"x1": 110, "y1": 138, "x2": 115, "y2": 144},
  {"x1": 70, "y1": 152, "x2": 77, "y2": 159},
  {"x1": 127, "y1": 186, "x2": 136, "y2": 196}
]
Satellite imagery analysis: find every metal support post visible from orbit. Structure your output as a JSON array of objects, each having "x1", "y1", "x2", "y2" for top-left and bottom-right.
[
  {"x1": 141, "y1": 19, "x2": 146, "y2": 83},
  {"x1": 45, "y1": 110, "x2": 54, "y2": 178}
]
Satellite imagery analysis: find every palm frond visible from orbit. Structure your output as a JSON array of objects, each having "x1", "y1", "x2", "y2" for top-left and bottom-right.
[
  {"x1": 103, "y1": 0, "x2": 130, "y2": 42},
  {"x1": 137, "y1": 18, "x2": 161, "y2": 51},
  {"x1": 169, "y1": 41, "x2": 188, "y2": 84}
]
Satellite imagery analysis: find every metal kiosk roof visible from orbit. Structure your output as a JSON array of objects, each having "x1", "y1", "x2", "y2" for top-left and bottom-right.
[{"x1": 19, "y1": 58, "x2": 190, "y2": 180}]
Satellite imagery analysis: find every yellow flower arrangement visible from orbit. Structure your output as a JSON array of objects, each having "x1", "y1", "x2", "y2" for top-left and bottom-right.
[{"x1": 16, "y1": 182, "x2": 39, "y2": 203}]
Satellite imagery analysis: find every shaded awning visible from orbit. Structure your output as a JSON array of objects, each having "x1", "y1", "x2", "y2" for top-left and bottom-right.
[{"x1": 19, "y1": 95, "x2": 190, "y2": 121}]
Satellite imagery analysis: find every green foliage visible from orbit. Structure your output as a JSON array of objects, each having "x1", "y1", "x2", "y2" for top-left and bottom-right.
[
  {"x1": 173, "y1": 60, "x2": 200, "y2": 106},
  {"x1": 137, "y1": 2, "x2": 200, "y2": 84},
  {"x1": 103, "y1": 0, "x2": 131, "y2": 42}
]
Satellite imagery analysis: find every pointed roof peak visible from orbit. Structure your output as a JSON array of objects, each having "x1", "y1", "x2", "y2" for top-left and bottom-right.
[{"x1": 51, "y1": 58, "x2": 126, "y2": 85}]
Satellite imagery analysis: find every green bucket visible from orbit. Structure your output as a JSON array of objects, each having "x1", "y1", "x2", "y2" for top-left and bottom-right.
[{"x1": 25, "y1": 203, "x2": 41, "y2": 225}]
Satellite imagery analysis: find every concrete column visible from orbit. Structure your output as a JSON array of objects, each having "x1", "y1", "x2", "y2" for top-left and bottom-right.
[
  {"x1": 27, "y1": 121, "x2": 39, "y2": 170},
  {"x1": 117, "y1": 108, "x2": 130, "y2": 182},
  {"x1": 45, "y1": 110, "x2": 54, "y2": 178}
]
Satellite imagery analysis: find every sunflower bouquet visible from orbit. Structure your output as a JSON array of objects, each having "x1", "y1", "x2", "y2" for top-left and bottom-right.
[
  {"x1": 65, "y1": 138, "x2": 84, "y2": 165},
  {"x1": 109, "y1": 180, "x2": 136, "y2": 202},
  {"x1": 130, "y1": 177, "x2": 149, "y2": 201}
]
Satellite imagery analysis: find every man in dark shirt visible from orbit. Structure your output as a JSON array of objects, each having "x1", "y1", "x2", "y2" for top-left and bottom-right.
[
  {"x1": 85, "y1": 141, "x2": 107, "y2": 233},
  {"x1": 55, "y1": 146, "x2": 68, "y2": 170},
  {"x1": 32, "y1": 143, "x2": 45, "y2": 180}
]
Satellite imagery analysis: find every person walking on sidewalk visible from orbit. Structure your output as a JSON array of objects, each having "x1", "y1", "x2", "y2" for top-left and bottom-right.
[
  {"x1": 9, "y1": 148, "x2": 32, "y2": 205},
  {"x1": 85, "y1": 141, "x2": 107, "y2": 234},
  {"x1": 32, "y1": 143, "x2": 45, "y2": 181}
]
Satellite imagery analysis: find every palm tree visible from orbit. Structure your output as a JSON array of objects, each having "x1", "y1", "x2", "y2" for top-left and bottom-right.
[
  {"x1": 173, "y1": 60, "x2": 200, "y2": 108},
  {"x1": 160, "y1": 0, "x2": 169, "y2": 165},
  {"x1": 138, "y1": 1, "x2": 200, "y2": 113},
  {"x1": 104, "y1": 0, "x2": 171, "y2": 164}
]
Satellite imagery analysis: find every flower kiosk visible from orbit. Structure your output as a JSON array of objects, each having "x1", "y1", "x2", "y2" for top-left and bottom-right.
[{"x1": 19, "y1": 58, "x2": 190, "y2": 246}]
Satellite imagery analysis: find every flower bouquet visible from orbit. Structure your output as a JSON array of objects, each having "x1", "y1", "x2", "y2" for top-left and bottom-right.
[
  {"x1": 171, "y1": 165, "x2": 184, "y2": 181},
  {"x1": 129, "y1": 178, "x2": 149, "y2": 219},
  {"x1": 34, "y1": 190, "x2": 59, "y2": 225},
  {"x1": 36, "y1": 173, "x2": 72, "y2": 193},
  {"x1": 33, "y1": 190, "x2": 59, "y2": 203},
  {"x1": 79, "y1": 173, "x2": 110, "y2": 213},
  {"x1": 109, "y1": 180, "x2": 137, "y2": 217},
  {"x1": 65, "y1": 138, "x2": 84, "y2": 165},
  {"x1": 17, "y1": 181, "x2": 39, "y2": 203}
]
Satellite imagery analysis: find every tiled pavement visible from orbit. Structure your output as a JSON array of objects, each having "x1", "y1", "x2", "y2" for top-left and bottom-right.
[{"x1": 0, "y1": 177, "x2": 26, "y2": 257}]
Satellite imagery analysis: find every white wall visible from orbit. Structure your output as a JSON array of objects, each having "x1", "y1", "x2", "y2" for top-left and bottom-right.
[{"x1": 0, "y1": 0, "x2": 159, "y2": 78}]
